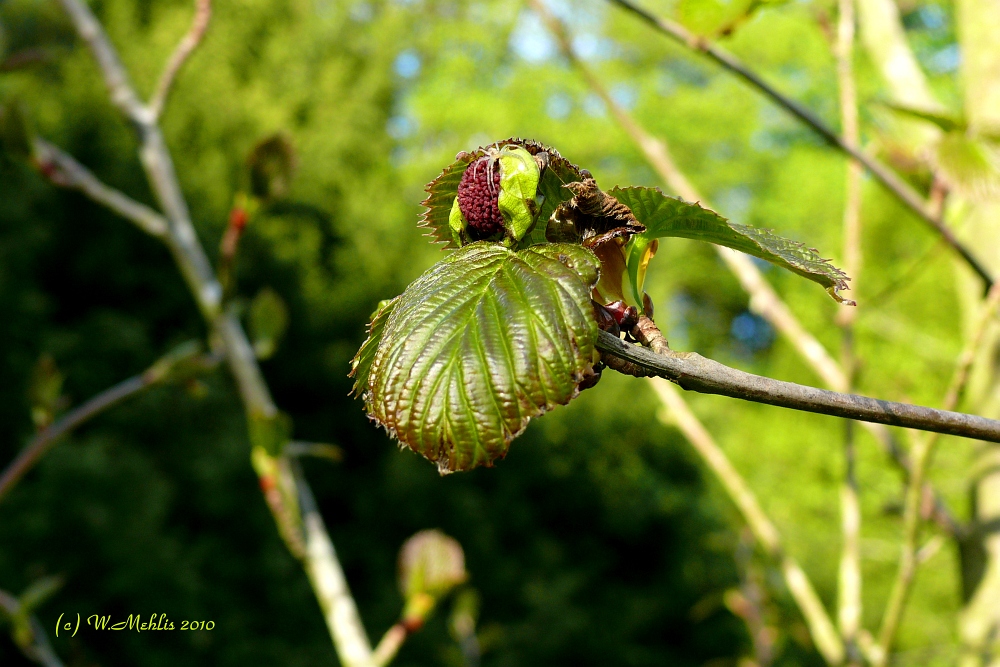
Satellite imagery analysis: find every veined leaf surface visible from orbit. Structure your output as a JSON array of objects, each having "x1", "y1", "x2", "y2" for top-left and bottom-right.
[
  {"x1": 359, "y1": 242, "x2": 600, "y2": 472},
  {"x1": 612, "y1": 186, "x2": 852, "y2": 303}
]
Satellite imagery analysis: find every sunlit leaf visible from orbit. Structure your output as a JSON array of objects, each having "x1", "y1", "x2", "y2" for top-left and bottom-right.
[
  {"x1": 612, "y1": 186, "x2": 852, "y2": 303},
  {"x1": 350, "y1": 296, "x2": 398, "y2": 396},
  {"x1": 496, "y1": 145, "x2": 540, "y2": 241},
  {"x1": 420, "y1": 138, "x2": 584, "y2": 248},
  {"x1": 358, "y1": 242, "x2": 600, "y2": 472}
]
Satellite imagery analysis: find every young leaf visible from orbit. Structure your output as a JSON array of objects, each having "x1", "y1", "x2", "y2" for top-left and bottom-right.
[
  {"x1": 349, "y1": 296, "x2": 399, "y2": 395},
  {"x1": 419, "y1": 138, "x2": 584, "y2": 248},
  {"x1": 359, "y1": 242, "x2": 600, "y2": 473},
  {"x1": 612, "y1": 186, "x2": 852, "y2": 304},
  {"x1": 496, "y1": 145, "x2": 540, "y2": 241}
]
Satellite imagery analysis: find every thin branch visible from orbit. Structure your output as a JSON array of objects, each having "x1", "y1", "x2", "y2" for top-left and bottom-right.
[
  {"x1": 874, "y1": 281, "x2": 1000, "y2": 665},
  {"x1": 834, "y1": 0, "x2": 863, "y2": 655},
  {"x1": 0, "y1": 343, "x2": 209, "y2": 503},
  {"x1": 294, "y1": 462, "x2": 375, "y2": 667},
  {"x1": 149, "y1": 0, "x2": 212, "y2": 120},
  {"x1": 651, "y1": 379, "x2": 845, "y2": 665},
  {"x1": 0, "y1": 375, "x2": 145, "y2": 503},
  {"x1": 0, "y1": 589, "x2": 65, "y2": 667},
  {"x1": 598, "y1": 328, "x2": 1000, "y2": 443},
  {"x1": 604, "y1": 0, "x2": 994, "y2": 289},
  {"x1": 530, "y1": 0, "x2": 962, "y2": 537},
  {"x1": 32, "y1": 138, "x2": 168, "y2": 239},
  {"x1": 54, "y1": 1, "x2": 375, "y2": 663}
]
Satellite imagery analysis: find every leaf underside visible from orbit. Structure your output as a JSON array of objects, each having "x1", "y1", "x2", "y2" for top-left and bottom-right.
[
  {"x1": 419, "y1": 138, "x2": 585, "y2": 249},
  {"x1": 359, "y1": 242, "x2": 600, "y2": 473},
  {"x1": 611, "y1": 186, "x2": 852, "y2": 303}
]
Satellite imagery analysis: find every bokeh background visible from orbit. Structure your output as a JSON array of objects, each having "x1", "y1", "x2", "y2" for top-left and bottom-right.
[{"x1": 1, "y1": 0, "x2": 996, "y2": 665}]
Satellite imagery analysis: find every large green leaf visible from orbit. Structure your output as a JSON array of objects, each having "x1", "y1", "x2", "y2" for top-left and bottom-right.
[
  {"x1": 357, "y1": 242, "x2": 600, "y2": 473},
  {"x1": 612, "y1": 186, "x2": 852, "y2": 303},
  {"x1": 419, "y1": 138, "x2": 583, "y2": 249}
]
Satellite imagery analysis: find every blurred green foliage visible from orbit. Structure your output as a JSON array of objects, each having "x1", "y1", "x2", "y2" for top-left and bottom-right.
[{"x1": 0, "y1": 0, "x2": 979, "y2": 665}]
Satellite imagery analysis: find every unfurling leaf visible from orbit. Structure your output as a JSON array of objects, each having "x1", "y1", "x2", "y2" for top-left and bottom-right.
[
  {"x1": 419, "y1": 138, "x2": 584, "y2": 248},
  {"x1": 399, "y1": 530, "x2": 467, "y2": 600},
  {"x1": 612, "y1": 186, "x2": 852, "y2": 304},
  {"x1": 249, "y1": 287, "x2": 289, "y2": 360},
  {"x1": 626, "y1": 237, "x2": 658, "y2": 307},
  {"x1": 356, "y1": 242, "x2": 600, "y2": 472},
  {"x1": 495, "y1": 145, "x2": 540, "y2": 241}
]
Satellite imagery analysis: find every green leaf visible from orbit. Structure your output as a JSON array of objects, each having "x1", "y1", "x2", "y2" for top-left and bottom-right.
[
  {"x1": 496, "y1": 145, "x2": 540, "y2": 241},
  {"x1": 420, "y1": 138, "x2": 584, "y2": 248},
  {"x1": 625, "y1": 237, "x2": 657, "y2": 307},
  {"x1": 249, "y1": 287, "x2": 289, "y2": 360},
  {"x1": 359, "y1": 242, "x2": 600, "y2": 472},
  {"x1": 612, "y1": 186, "x2": 852, "y2": 304},
  {"x1": 349, "y1": 296, "x2": 399, "y2": 396}
]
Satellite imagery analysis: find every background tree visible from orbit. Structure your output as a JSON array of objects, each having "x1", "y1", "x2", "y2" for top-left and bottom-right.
[{"x1": 1, "y1": 0, "x2": 998, "y2": 665}]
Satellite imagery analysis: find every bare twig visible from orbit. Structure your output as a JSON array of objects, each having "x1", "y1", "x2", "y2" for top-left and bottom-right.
[
  {"x1": 149, "y1": 0, "x2": 212, "y2": 120},
  {"x1": 32, "y1": 138, "x2": 168, "y2": 239},
  {"x1": 604, "y1": 0, "x2": 994, "y2": 289},
  {"x1": 54, "y1": 1, "x2": 375, "y2": 662},
  {"x1": 651, "y1": 379, "x2": 845, "y2": 665},
  {"x1": 530, "y1": 0, "x2": 962, "y2": 537},
  {"x1": 598, "y1": 328, "x2": 1000, "y2": 443},
  {"x1": 0, "y1": 589, "x2": 65, "y2": 667},
  {"x1": 834, "y1": 0, "x2": 863, "y2": 655},
  {"x1": 0, "y1": 343, "x2": 210, "y2": 503},
  {"x1": 875, "y1": 281, "x2": 1000, "y2": 664}
]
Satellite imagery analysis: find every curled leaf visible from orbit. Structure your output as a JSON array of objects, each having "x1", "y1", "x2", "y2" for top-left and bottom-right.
[
  {"x1": 495, "y1": 145, "x2": 540, "y2": 241},
  {"x1": 356, "y1": 242, "x2": 600, "y2": 472}
]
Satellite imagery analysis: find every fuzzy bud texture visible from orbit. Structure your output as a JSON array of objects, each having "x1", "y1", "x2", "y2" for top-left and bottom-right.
[{"x1": 457, "y1": 157, "x2": 504, "y2": 239}]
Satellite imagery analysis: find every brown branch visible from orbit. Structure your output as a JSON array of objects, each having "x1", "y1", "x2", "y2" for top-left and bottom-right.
[
  {"x1": 149, "y1": 0, "x2": 212, "y2": 120},
  {"x1": 598, "y1": 327, "x2": 1000, "y2": 443},
  {"x1": 605, "y1": 0, "x2": 994, "y2": 289},
  {"x1": 531, "y1": 0, "x2": 963, "y2": 538}
]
